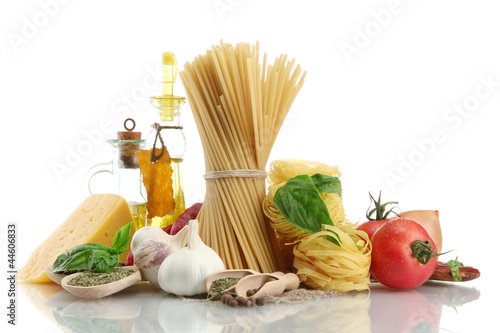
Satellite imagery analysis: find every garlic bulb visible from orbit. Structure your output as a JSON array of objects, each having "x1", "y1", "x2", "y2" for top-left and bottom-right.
[
  {"x1": 131, "y1": 226, "x2": 188, "y2": 288},
  {"x1": 158, "y1": 219, "x2": 225, "y2": 296}
]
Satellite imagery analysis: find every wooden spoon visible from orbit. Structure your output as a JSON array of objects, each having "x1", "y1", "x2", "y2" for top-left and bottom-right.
[
  {"x1": 44, "y1": 266, "x2": 67, "y2": 285},
  {"x1": 205, "y1": 269, "x2": 259, "y2": 295},
  {"x1": 61, "y1": 266, "x2": 142, "y2": 299},
  {"x1": 234, "y1": 273, "x2": 300, "y2": 298}
]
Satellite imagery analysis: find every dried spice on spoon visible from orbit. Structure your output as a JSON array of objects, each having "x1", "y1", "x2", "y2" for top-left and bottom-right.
[
  {"x1": 67, "y1": 267, "x2": 136, "y2": 287},
  {"x1": 208, "y1": 277, "x2": 241, "y2": 301}
]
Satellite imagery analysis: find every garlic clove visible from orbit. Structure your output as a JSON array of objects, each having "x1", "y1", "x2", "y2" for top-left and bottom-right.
[
  {"x1": 158, "y1": 220, "x2": 225, "y2": 296},
  {"x1": 131, "y1": 225, "x2": 189, "y2": 288}
]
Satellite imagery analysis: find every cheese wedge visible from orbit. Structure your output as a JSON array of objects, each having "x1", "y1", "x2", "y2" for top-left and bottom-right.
[{"x1": 17, "y1": 194, "x2": 134, "y2": 282}]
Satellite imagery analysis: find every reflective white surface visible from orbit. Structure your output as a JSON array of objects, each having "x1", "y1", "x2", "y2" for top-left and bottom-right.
[{"x1": 14, "y1": 278, "x2": 490, "y2": 333}]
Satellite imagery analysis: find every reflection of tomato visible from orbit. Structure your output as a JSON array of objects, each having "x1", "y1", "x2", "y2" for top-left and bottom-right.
[
  {"x1": 370, "y1": 218, "x2": 438, "y2": 289},
  {"x1": 370, "y1": 287, "x2": 439, "y2": 333}
]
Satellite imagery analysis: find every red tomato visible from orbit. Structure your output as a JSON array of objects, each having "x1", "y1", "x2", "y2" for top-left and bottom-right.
[
  {"x1": 370, "y1": 218, "x2": 439, "y2": 289},
  {"x1": 357, "y1": 219, "x2": 389, "y2": 240}
]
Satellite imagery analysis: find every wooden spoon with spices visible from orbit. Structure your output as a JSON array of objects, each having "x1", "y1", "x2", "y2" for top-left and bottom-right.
[
  {"x1": 205, "y1": 269, "x2": 260, "y2": 295},
  {"x1": 61, "y1": 266, "x2": 142, "y2": 299},
  {"x1": 234, "y1": 272, "x2": 300, "y2": 298}
]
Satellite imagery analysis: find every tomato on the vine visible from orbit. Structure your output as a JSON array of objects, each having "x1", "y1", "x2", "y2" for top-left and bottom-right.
[
  {"x1": 357, "y1": 191, "x2": 399, "y2": 239},
  {"x1": 370, "y1": 218, "x2": 439, "y2": 289}
]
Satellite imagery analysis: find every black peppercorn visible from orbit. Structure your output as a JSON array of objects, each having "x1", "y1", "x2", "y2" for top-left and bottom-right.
[
  {"x1": 235, "y1": 296, "x2": 246, "y2": 306},
  {"x1": 255, "y1": 297, "x2": 265, "y2": 306},
  {"x1": 221, "y1": 294, "x2": 233, "y2": 304}
]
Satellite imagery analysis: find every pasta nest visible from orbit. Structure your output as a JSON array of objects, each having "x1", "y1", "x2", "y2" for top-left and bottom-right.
[
  {"x1": 264, "y1": 159, "x2": 372, "y2": 292},
  {"x1": 293, "y1": 225, "x2": 371, "y2": 292}
]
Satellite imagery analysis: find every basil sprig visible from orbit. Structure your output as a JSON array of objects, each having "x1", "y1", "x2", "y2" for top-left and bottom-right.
[
  {"x1": 273, "y1": 174, "x2": 342, "y2": 246},
  {"x1": 310, "y1": 173, "x2": 342, "y2": 196},
  {"x1": 446, "y1": 257, "x2": 464, "y2": 281},
  {"x1": 53, "y1": 222, "x2": 132, "y2": 274}
]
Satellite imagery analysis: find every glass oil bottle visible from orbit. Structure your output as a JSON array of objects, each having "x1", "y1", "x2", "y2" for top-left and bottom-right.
[{"x1": 146, "y1": 52, "x2": 186, "y2": 228}]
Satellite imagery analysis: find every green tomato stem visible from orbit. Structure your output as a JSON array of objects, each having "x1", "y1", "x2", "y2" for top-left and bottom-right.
[
  {"x1": 366, "y1": 191, "x2": 399, "y2": 221},
  {"x1": 411, "y1": 240, "x2": 440, "y2": 265}
]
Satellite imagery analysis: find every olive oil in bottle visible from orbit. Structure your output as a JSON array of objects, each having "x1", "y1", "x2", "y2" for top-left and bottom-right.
[
  {"x1": 146, "y1": 52, "x2": 187, "y2": 229},
  {"x1": 128, "y1": 201, "x2": 147, "y2": 230}
]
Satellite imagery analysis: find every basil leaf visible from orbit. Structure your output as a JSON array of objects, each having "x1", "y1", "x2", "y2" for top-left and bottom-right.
[
  {"x1": 446, "y1": 257, "x2": 464, "y2": 281},
  {"x1": 311, "y1": 174, "x2": 342, "y2": 197},
  {"x1": 274, "y1": 175, "x2": 340, "y2": 243},
  {"x1": 53, "y1": 243, "x2": 109, "y2": 273},
  {"x1": 111, "y1": 222, "x2": 132, "y2": 254},
  {"x1": 88, "y1": 250, "x2": 120, "y2": 273}
]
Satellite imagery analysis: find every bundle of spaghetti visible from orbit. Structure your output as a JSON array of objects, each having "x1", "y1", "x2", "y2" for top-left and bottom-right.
[
  {"x1": 263, "y1": 159, "x2": 371, "y2": 291},
  {"x1": 179, "y1": 41, "x2": 307, "y2": 272}
]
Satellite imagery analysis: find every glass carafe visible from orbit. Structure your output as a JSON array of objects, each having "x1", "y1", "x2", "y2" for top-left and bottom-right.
[{"x1": 83, "y1": 119, "x2": 147, "y2": 230}]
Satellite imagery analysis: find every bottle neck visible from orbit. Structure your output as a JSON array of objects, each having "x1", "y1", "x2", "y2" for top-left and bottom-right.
[
  {"x1": 154, "y1": 111, "x2": 182, "y2": 126},
  {"x1": 146, "y1": 111, "x2": 186, "y2": 159}
]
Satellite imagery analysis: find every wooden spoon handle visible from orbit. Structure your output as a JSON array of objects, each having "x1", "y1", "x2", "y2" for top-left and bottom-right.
[{"x1": 282, "y1": 273, "x2": 300, "y2": 291}]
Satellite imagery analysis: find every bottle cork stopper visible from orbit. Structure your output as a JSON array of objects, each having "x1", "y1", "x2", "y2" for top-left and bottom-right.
[
  {"x1": 117, "y1": 118, "x2": 141, "y2": 140},
  {"x1": 117, "y1": 118, "x2": 142, "y2": 169}
]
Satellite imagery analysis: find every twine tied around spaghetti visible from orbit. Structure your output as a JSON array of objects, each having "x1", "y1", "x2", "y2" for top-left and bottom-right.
[
  {"x1": 204, "y1": 169, "x2": 268, "y2": 179},
  {"x1": 150, "y1": 123, "x2": 183, "y2": 163}
]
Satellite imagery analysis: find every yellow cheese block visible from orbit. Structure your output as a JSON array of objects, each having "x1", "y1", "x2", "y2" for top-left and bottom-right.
[{"x1": 17, "y1": 194, "x2": 135, "y2": 282}]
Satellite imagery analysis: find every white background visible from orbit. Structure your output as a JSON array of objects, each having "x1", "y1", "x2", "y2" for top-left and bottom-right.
[{"x1": 1, "y1": 0, "x2": 499, "y2": 331}]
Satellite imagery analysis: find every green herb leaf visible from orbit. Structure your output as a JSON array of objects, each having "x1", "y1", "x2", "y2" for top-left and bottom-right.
[
  {"x1": 53, "y1": 222, "x2": 131, "y2": 274},
  {"x1": 52, "y1": 243, "x2": 110, "y2": 273},
  {"x1": 274, "y1": 175, "x2": 332, "y2": 234},
  {"x1": 310, "y1": 174, "x2": 342, "y2": 196},
  {"x1": 446, "y1": 257, "x2": 464, "y2": 281},
  {"x1": 274, "y1": 175, "x2": 340, "y2": 246},
  {"x1": 88, "y1": 250, "x2": 120, "y2": 273},
  {"x1": 111, "y1": 222, "x2": 132, "y2": 254}
]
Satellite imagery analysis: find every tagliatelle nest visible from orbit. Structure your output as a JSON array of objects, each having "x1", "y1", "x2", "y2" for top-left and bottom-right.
[
  {"x1": 264, "y1": 159, "x2": 372, "y2": 292},
  {"x1": 293, "y1": 225, "x2": 371, "y2": 292}
]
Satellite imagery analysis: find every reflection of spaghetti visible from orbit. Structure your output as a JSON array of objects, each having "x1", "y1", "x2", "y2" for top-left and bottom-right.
[{"x1": 263, "y1": 159, "x2": 371, "y2": 292}]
